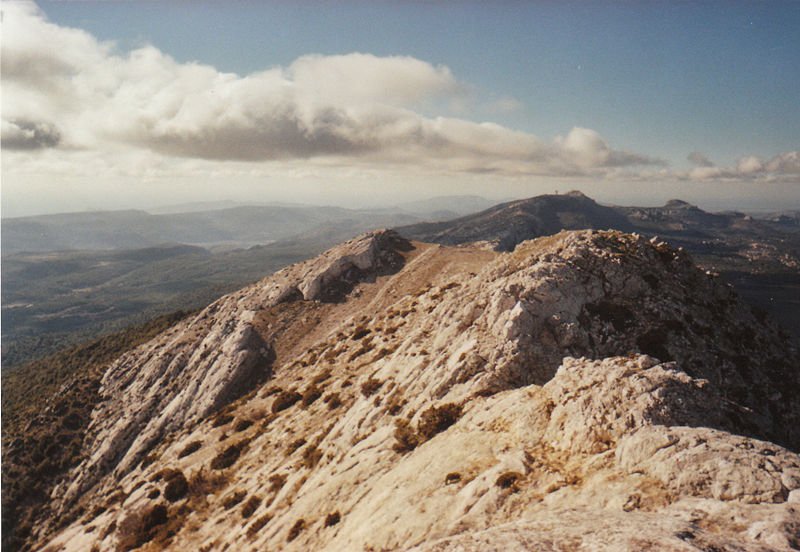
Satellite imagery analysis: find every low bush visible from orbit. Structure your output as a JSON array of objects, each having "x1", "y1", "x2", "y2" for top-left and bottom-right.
[
  {"x1": 233, "y1": 419, "x2": 254, "y2": 432},
  {"x1": 301, "y1": 444, "x2": 323, "y2": 469},
  {"x1": 222, "y1": 490, "x2": 247, "y2": 510},
  {"x1": 301, "y1": 385, "x2": 322, "y2": 407},
  {"x1": 287, "y1": 518, "x2": 306, "y2": 542},
  {"x1": 211, "y1": 413, "x2": 234, "y2": 428},
  {"x1": 286, "y1": 438, "x2": 306, "y2": 455},
  {"x1": 360, "y1": 377, "x2": 382, "y2": 397},
  {"x1": 268, "y1": 473, "x2": 287, "y2": 493},
  {"x1": 116, "y1": 503, "x2": 168, "y2": 551},
  {"x1": 177, "y1": 440, "x2": 203, "y2": 459},
  {"x1": 163, "y1": 471, "x2": 189, "y2": 502},
  {"x1": 392, "y1": 419, "x2": 419, "y2": 453},
  {"x1": 210, "y1": 440, "x2": 248, "y2": 470},
  {"x1": 241, "y1": 495, "x2": 262, "y2": 519},
  {"x1": 246, "y1": 513, "x2": 272, "y2": 537},
  {"x1": 393, "y1": 403, "x2": 463, "y2": 453},
  {"x1": 271, "y1": 390, "x2": 302, "y2": 413},
  {"x1": 495, "y1": 471, "x2": 523, "y2": 491},
  {"x1": 323, "y1": 392, "x2": 342, "y2": 410},
  {"x1": 417, "y1": 403, "x2": 462, "y2": 440},
  {"x1": 324, "y1": 511, "x2": 340, "y2": 527}
]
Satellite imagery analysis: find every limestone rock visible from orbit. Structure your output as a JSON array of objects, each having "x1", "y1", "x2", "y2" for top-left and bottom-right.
[{"x1": 33, "y1": 230, "x2": 799, "y2": 552}]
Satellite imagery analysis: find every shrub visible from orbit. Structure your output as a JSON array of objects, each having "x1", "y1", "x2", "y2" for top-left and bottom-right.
[
  {"x1": 272, "y1": 390, "x2": 302, "y2": 413},
  {"x1": 393, "y1": 403, "x2": 462, "y2": 454},
  {"x1": 163, "y1": 471, "x2": 189, "y2": 502},
  {"x1": 211, "y1": 413, "x2": 234, "y2": 428},
  {"x1": 210, "y1": 440, "x2": 248, "y2": 470},
  {"x1": 241, "y1": 495, "x2": 262, "y2": 519},
  {"x1": 177, "y1": 440, "x2": 203, "y2": 459},
  {"x1": 301, "y1": 445, "x2": 323, "y2": 469},
  {"x1": 233, "y1": 419, "x2": 253, "y2": 432},
  {"x1": 392, "y1": 419, "x2": 419, "y2": 453},
  {"x1": 324, "y1": 392, "x2": 342, "y2": 409},
  {"x1": 445, "y1": 472, "x2": 461, "y2": 485},
  {"x1": 222, "y1": 490, "x2": 247, "y2": 510},
  {"x1": 268, "y1": 473, "x2": 287, "y2": 493},
  {"x1": 417, "y1": 403, "x2": 462, "y2": 440},
  {"x1": 287, "y1": 518, "x2": 306, "y2": 542},
  {"x1": 286, "y1": 438, "x2": 306, "y2": 455},
  {"x1": 386, "y1": 395, "x2": 405, "y2": 415},
  {"x1": 495, "y1": 471, "x2": 523, "y2": 491},
  {"x1": 301, "y1": 385, "x2": 322, "y2": 407},
  {"x1": 116, "y1": 504, "x2": 168, "y2": 551},
  {"x1": 324, "y1": 512, "x2": 340, "y2": 527},
  {"x1": 246, "y1": 513, "x2": 272, "y2": 537},
  {"x1": 187, "y1": 468, "x2": 229, "y2": 498}
]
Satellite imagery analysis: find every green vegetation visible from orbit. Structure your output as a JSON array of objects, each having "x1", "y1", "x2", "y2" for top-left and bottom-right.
[
  {"x1": 1, "y1": 233, "x2": 348, "y2": 369},
  {"x1": 0, "y1": 309, "x2": 193, "y2": 552}
]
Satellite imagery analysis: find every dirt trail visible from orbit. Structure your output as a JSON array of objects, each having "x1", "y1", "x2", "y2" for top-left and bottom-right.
[{"x1": 254, "y1": 241, "x2": 496, "y2": 370}]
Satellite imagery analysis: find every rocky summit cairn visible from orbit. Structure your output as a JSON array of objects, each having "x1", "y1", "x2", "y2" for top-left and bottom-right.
[{"x1": 30, "y1": 229, "x2": 799, "y2": 552}]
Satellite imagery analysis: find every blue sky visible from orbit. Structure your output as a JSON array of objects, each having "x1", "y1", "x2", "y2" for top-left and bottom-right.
[{"x1": 2, "y1": 1, "x2": 799, "y2": 215}]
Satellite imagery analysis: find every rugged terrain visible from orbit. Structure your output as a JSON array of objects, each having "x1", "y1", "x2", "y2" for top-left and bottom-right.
[
  {"x1": 5, "y1": 192, "x2": 797, "y2": 370},
  {"x1": 400, "y1": 192, "x2": 800, "y2": 334},
  {"x1": 8, "y1": 227, "x2": 798, "y2": 552}
]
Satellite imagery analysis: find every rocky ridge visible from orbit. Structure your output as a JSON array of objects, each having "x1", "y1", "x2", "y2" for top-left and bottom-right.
[{"x1": 33, "y1": 229, "x2": 800, "y2": 551}]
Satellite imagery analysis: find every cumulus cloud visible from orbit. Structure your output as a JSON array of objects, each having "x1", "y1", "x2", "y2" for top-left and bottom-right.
[
  {"x1": 2, "y1": 119, "x2": 61, "y2": 150},
  {"x1": 2, "y1": 2, "x2": 664, "y2": 178},
  {"x1": 687, "y1": 152, "x2": 714, "y2": 167},
  {"x1": 685, "y1": 150, "x2": 800, "y2": 182}
]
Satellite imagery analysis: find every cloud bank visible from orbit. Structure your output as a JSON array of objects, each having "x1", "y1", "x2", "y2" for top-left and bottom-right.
[
  {"x1": 684, "y1": 151, "x2": 800, "y2": 182},
  {"x1": 2, "y1": 2, "x2": 665, "y2": 179},
  {"x1": 2, "y1": 2, "x2": 796, "y2": 188}
]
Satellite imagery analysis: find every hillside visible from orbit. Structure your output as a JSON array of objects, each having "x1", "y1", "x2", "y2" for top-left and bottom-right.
[
  {"x1": 399, "y1": 192, "x2": 800, "y2": 333},
  {"x1": 1, "y1": 218, "x2": 419, "y2": 368},
  {"x1": 9, "y1": 229, "x2": 799, "y2": 552}
]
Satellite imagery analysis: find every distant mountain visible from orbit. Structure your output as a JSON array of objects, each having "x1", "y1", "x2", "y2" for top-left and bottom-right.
[
  {"x1": 396, "y1": 194, "x2": 498, "y2": 219},
  {"x1": 398, "y1": 191, "x2": 800, "y2": 333},
  {"x1": 1, "y1": 205, "x2": 423, "y2": 254},
  {"x1": 1, "y1": 217, "x2": 422, "y2": 368}
]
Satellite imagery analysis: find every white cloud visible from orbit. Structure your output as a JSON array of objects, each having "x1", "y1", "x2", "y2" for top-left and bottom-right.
[
  {"x1": 684, "y1": 150, "x2": 800, "y2": 182},
  {"x1": 1, "y1": 1, "x2": 665, "y2": 180}
]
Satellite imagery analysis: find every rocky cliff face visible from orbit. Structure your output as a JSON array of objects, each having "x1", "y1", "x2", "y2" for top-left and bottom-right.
[{"x1": 33, "y1": 229, "x2": 799, "y2": 552}]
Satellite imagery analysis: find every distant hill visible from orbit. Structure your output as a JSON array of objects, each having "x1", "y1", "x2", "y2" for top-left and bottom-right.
[
  {"x1": 0, "y1": 215, "x2": 423, "y2": 368},
  {"x1": 0, "y1": 205, "x2": 422, "y2": 254},
  {"x1": 2, "y1": 197, "x2": 499, "y2": 255},
  {"x1": 398, "y1": 191, "x2": 633, "y2": 250},
  {"x1": 399, "y1": 191, "x2": 800, "y2": 334}
]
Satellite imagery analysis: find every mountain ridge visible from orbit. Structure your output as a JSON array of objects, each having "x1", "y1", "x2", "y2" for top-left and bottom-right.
[{"x1": 11, "y1": 228, "x2": 799, "y2": 552}]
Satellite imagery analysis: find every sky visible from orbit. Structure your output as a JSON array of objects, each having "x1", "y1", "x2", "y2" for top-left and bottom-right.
[{"x1": 2, "y1": 0, "x2": 799, "y2": 217}]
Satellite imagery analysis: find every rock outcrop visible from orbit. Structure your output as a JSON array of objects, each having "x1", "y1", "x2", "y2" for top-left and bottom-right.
[{"x1": 34, "y1": 229, "x2": 799, "y2": 552}]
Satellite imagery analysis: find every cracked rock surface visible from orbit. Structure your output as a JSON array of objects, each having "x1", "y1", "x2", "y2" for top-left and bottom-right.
[{"x1": 36, "y1": 229, "x2": 799, "y2": 552}]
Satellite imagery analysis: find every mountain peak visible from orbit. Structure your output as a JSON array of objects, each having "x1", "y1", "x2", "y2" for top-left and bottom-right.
[
  {"x1": 29, "y1": 228, "x2": 800, "y2": 552},
  {"x1": 664, "y1": 198, "x2": 693, "y2": 208}
]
